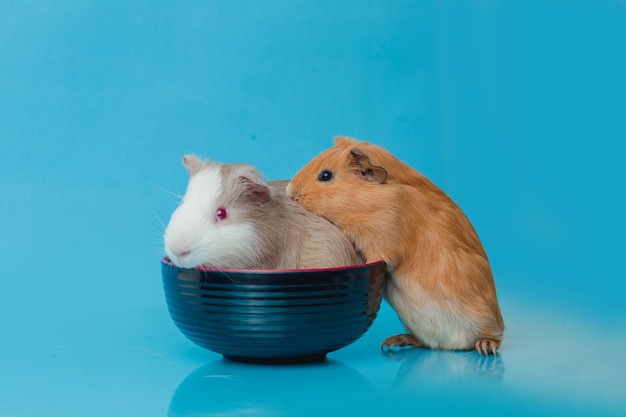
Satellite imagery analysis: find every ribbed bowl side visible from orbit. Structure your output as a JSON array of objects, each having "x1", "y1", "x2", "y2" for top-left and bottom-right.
[{"x1": 161, "y1": 260, "x2": 386, "y2": 362}]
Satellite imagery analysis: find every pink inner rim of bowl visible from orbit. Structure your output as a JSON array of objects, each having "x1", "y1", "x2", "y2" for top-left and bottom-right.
[{"x1": 161, "y1": 256, "x2": 385, "y2": 273}]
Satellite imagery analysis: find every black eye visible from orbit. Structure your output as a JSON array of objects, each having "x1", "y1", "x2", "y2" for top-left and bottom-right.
[{"x1": 317, "y1": 170, "x2": 334, "y2": 182}]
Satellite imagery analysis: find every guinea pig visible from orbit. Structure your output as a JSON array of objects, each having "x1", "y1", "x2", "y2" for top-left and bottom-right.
[
  {"x1": 163, "y1": 154, "x2": 362, "y2": 270},
  {"x1": 286, "y1": 137, "x2": 504, "y2": 355}
]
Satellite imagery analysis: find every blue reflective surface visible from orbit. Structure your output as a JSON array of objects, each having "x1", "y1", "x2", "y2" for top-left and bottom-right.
[{"x1": 1, "y1": 1, "x2": 625, "y2": 416}]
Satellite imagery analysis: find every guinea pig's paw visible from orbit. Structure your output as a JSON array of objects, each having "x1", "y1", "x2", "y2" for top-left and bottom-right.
[
  {"x1": 380, "y1": 333, "x2": 423, "y2": 351},
  {"x1": 475, "y1": 339, "x2": 500, "y2": 356}
]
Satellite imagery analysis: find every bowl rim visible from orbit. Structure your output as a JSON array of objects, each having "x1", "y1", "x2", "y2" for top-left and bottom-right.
[{"x1": 161, "y1": 256, "x2": 385, "y2": 274}]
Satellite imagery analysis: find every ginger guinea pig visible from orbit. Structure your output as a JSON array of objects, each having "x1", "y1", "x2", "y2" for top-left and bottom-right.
[
  {"x1": 286, "y1": 137, "x2": 504, "y2": 355},
  {"x1": 163, "y1": 155, "x2": 362, "y2": 270}
]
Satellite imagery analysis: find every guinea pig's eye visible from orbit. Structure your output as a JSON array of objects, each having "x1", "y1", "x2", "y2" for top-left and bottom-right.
[
  {"x1": 215, "y1": 207, "x2": 228, "y2": 222},
  {"x1": 317, "y1": 170, "x2": 334, "y2": 182}
]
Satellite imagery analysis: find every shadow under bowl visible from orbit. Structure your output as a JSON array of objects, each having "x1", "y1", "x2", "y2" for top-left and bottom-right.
[{"x1": 161, "y1": 257, "x2": 387, "y2": 364}]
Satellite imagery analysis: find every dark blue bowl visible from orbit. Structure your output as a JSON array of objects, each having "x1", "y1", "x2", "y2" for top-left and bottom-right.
[{"x1": 161, "y1": 257, "x2": 387, "y2": 364}]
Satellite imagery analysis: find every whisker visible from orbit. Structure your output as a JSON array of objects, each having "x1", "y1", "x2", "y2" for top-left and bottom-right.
[
  {"x1": 130, "y1": 219, "x2": 165, "y2": 240},
  {"x1": 142, "y1": 179, "x2": 183, "y2": 200},
  {"x1": 148, "y1": 207, "x2": 167, "y2": 231},
  {"x1": 285, "y1": 142, "x2": 314, "y2": 178},
  {"x1": 216, "y1": 268, "x2": 238, "y2": 285},
  {"x1": 302, "y1": 141, "x2": 314, "y2": 162}
]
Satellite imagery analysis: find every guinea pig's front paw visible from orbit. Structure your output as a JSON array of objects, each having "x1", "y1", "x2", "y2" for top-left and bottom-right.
[
  {"x1": 381, "y1": 333, "x2": 423, "y2": 350},
  {"x1": 475, "y1": 339, "x2": 500, "y2": 356}
]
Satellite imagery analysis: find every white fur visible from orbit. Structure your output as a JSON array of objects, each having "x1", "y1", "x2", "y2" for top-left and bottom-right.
[
  {"x1": 285, "y1": 181, "x2": 293, "y2": 197},
  {"x1": 164, "y1": 166, "x2": 258, "y2": 269},
  {"x1": 387, "y1": 272, "x2": 478, "y2": 350}
]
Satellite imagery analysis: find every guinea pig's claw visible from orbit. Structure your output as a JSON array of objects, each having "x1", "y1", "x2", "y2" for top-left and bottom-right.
[
  {"x1": 475, "y1": 339, "x2": 499, "y2": 356},
  {"x1": 380, "y1": 333, "x2": 423, "y2": 350}
]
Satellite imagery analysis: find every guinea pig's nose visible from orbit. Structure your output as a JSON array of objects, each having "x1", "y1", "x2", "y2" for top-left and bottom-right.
[
  {"x1": 286, "y1": 182, "x2": 299, "y2": 201},
  {"x1": 172, "y1": 249, "x2": 191, "y2": 259}
]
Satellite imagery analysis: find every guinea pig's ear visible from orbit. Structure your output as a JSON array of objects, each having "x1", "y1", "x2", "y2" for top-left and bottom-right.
[
  {"x1": 239, "y1": 176, "x2": 272, "y2": 204},
  {"x1": 348, "y1": 149, "x2": 388, "y2": 184},
  {"x1": 182, "y1": 154, "x2": 204, "y2": 175}
]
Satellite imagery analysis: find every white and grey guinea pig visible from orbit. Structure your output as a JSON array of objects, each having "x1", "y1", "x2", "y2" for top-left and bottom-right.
[{"x1": 163, "y1": 154, "x2": 363, "y2": 270}]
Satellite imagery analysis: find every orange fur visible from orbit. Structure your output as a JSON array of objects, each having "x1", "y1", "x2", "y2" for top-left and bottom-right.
[{"x1": 287, "y1": 137, "x2": 504, "y2": 354}]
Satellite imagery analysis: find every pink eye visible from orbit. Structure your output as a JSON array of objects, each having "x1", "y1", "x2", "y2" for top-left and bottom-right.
[{"x1": 215, "y1": 207, "x2": 228, "y2": 222}]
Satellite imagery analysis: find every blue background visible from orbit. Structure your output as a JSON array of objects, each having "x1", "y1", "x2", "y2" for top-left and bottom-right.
[{"x1": 1, "y1": 1, "x2": 625, "y2": 416}]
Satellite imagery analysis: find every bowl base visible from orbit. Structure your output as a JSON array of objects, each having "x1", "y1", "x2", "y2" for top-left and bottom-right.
[{"x1": 223, "y1": 353, "x2": 327, "y2": 365}]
